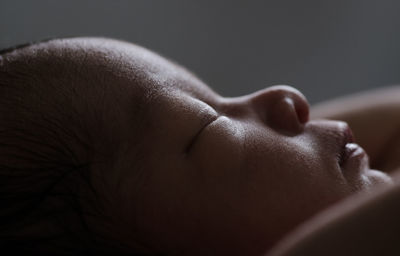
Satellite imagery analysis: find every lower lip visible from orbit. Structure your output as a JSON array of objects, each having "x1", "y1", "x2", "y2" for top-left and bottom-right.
[{"x1": 341, "y1": 143, "x2": 367, "y2": 171}]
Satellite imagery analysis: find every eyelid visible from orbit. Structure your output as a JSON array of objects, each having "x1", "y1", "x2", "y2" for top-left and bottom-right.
[{"x1": 184, "y1": 114, "x2": 219, "y2": 154}]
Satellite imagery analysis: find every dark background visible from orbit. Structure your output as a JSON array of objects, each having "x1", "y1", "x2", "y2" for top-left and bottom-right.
[{"x1": 1, "y1": 0, "x2": 400, "y2": 104}]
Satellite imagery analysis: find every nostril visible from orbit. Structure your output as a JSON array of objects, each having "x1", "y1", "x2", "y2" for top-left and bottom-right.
[
  {"x1": 267, "y1": 85, "x2": 310, "y2": 125},
  {"x1": 248, "y1": 85, "x2": 310, "y2": 134},
  {"x1": 293, "y1": 94, "x2": 310, "y2": 124},
  {"x1": 266, "y1": 97, "x2": 301, "y2": 135},
  {"x1": 267, "y1": 90, "x2": 310, "y2": 134}
]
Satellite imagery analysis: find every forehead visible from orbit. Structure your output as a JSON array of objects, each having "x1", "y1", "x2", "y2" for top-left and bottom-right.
[
  {"x1": 24, "y1": 38, "x2": 224, "y2": 146},
  {"x1": 51, "y1": 37, "x2": 220, "y2": 104}
]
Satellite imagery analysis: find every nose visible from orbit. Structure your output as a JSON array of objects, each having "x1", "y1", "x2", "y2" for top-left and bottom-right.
[{"x1": 246, "y1": 85, "x2": 310, "y2": 135}]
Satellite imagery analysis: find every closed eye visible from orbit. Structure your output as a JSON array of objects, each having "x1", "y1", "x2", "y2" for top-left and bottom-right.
[{"x1": 184, "y1": 115, "x2": 219, "y2": 154}]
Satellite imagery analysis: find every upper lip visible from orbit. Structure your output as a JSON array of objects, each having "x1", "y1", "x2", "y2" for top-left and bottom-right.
[{"x1": 305, "y1": 120, "x2": 356, "y2": 168}]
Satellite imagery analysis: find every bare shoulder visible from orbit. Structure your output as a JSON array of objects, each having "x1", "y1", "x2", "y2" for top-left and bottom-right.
[{"x1": 267, "y1": 174, "x2": 400, "y2": 256}]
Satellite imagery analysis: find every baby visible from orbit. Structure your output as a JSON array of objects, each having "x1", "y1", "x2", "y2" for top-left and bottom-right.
[{"x1": 0, "y1": 37, "x2": 393, "y2": 256}]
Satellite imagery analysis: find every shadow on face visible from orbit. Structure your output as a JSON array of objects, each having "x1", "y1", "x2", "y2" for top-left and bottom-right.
[{"x1": 0, "y1": 37, "x2": 393, "y2": 256}]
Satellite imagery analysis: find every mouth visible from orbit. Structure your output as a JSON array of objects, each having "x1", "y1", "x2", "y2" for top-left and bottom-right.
[
  {"x1": 338, "y1": 125, "x2": 355, "y2": 167},
  {"x1": 337, "y1": 124, "x2": 368, "y2": 171}
]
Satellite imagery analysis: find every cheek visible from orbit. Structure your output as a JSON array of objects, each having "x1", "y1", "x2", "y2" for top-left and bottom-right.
[
  {"x1": 190, "y1": 117, "x2": 245, "y2": 184},
  {"x1": 240, "y1": 132, "x2": 349, "y2": 217}
]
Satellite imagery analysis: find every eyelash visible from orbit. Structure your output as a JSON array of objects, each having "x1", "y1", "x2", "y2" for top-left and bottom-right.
[{"x1": 184, "y1": 115, "x2": 219, "y2": 154}]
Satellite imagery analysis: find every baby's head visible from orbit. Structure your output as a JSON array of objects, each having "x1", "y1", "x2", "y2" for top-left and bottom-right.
[{"x1": 0, "y1": 37, "x2": 392, "y2": 255}]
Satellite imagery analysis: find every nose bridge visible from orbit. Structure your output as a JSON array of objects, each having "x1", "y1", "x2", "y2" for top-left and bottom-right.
[
  {"x1": 250, "y1": 86, "x2": 289, "y2": 107},
  {"x1": 218, "y1": 92, "x2": 262, "y2": 119}
]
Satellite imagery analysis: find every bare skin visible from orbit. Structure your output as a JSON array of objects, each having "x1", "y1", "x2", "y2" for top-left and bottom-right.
[
  {"x1": 1, "y1": 37, "x2": 395, "y2": 255},
  {"x1": 268, "y1": 179, "x2": 400, "y2": 256},
  {"x1": 268, "y1": 87, "x2": 400, "y2": 255},
  {"x1": 311, "y1": 86, "x2": 400, "y2": 173}
]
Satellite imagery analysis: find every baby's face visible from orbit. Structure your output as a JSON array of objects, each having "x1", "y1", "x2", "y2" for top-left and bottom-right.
[{"x1": 22, "y1": 38, "x2": 392, "y2": 255}]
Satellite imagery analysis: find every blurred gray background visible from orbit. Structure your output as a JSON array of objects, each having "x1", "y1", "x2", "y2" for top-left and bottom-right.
[{"x1": 1, "y1": 0, "x2": 400, "y2": 104}]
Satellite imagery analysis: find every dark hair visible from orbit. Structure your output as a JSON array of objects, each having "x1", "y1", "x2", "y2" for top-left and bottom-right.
[{"x1": 0, "y1": 40, "x2": 157, "y2": 255}]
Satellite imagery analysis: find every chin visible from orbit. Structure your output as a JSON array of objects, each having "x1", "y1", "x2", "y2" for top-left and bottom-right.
[
  {"x1": 354, "y1": 169, "x2": 393, "y2": 192},
  {"x1": 365, "y1": 169, "x2": 393, "y2": 187}
]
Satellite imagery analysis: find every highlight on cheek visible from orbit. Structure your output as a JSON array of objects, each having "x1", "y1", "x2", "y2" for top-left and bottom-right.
[
  {"x1": 181, "y1": 100, "x2": 221, "y2": 154},
  {"x1": 193, "y1": 116, "x2": 244, "y2": 155},
  {"x1": 3, "y1": 36, "x2": 399, "y2": 256},
  {"x1": 220, "y1": 116, "x2": 242, "y2": 137}
]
